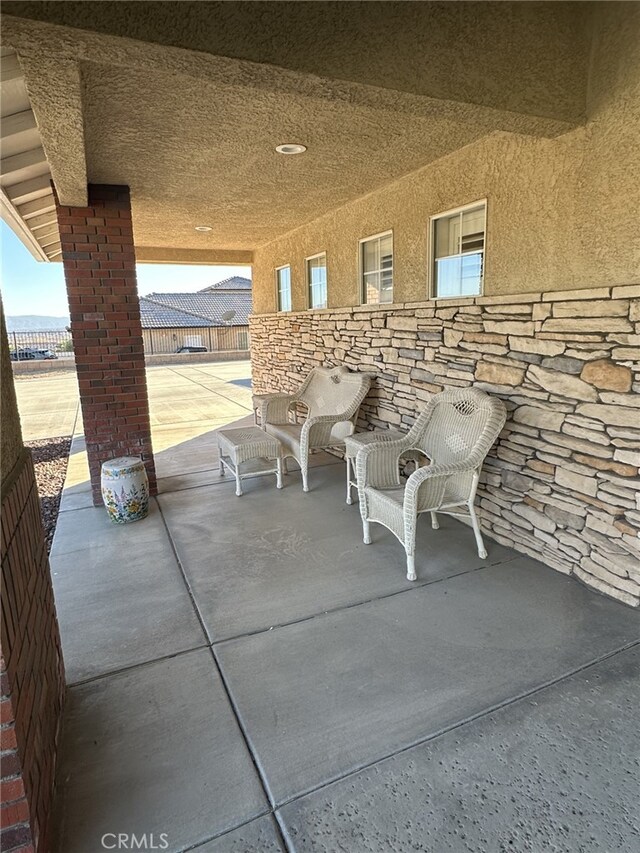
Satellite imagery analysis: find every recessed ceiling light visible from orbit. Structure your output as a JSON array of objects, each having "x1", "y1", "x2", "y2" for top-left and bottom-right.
[
  {"x1": 275, "y1": 143, "x2": 307, "y2": 155},
  {"x1": 195, "y1": 225, "x2": 212, "y2": 232}
]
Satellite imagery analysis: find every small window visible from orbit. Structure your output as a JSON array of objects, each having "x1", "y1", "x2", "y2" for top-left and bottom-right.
[
  {"x1": 360, "y1": 231, "x2": 393, "y2": 304},
  {"x1": 431, "y1": 201, "x2": 486, "y2": 298},
  {"x1": 306, "y1": 253, "x2": 327, "y2": 309},
  {"x1": 276, "y1": 265, "x2": 292, "y2": 312}
]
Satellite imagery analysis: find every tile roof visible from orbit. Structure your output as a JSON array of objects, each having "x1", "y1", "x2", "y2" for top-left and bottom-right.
[
  {"x1": 199, "y1": 276, "x2": 252, "y2": 292},
  {"x1": 142, "y1": 292, "x2": 252, "y2": 326},
  {"x1": 139, "y1": 297, "x2": 213, "y2": 328}
]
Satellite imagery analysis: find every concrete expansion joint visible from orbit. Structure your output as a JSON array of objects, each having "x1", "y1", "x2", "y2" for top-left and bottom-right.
[
  {"x1": 212, "y1": 553, "x2": 519, "y2": 648},
  {"x1": 155, "y1": 495, "x2": 281, "y2": 817},
  {"x1": 63, "y1": 644, "x2": 210, "y2": 689},
  {"x1": 173, "y1": 638, "x2": 640, "y2": 850},
  {"x1": 265, "y1": 637, "x2": 640, "y2": 814}
]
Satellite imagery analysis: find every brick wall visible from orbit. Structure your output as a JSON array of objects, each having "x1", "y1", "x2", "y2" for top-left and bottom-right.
[
  {"x1": 250, "y1": 284, "x2": 640, "y2": 606},
  {"x1": 1, "y1": 449, "x2": 65, "y2": 852},
  {"x1": 56, "y1": 184, "x2": 157, "y2": 504}
]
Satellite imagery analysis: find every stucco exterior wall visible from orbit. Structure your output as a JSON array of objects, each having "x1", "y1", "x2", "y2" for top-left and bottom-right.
[
  {"x1": 251, "y1": 6, "x2": 639, "y2": 314},
  {"x1": 582, "y1": 3, "x2": 640, "y2": 282},
  {"x1": 250, "y1": 7, "x2": 639, "y2": 609}
]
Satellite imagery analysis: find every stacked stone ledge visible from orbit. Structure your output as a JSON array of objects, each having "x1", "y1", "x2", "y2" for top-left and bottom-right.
[{"x1": 250, "y1": 284, "x2": 640, "y2": 607}]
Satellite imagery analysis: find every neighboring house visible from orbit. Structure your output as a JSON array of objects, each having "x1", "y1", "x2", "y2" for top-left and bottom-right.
[
  {"x1": 199, "y1": 275, "x2": 252, "y2": 294},
  {"x1": 140, "y1": 277, "x2": 252, "y2": 353}
]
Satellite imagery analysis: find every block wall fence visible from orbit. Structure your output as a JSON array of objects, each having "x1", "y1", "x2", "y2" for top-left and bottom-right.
[
  {"x1": 56, "y1": 184, "x2": 157, "y2": 505},
  {"x1": 250, "y1": 284, "x2": 640, "y2": 606}
]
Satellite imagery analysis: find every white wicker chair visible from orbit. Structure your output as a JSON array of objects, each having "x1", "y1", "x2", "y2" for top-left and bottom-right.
[
  {"x1": 260, "y1": 365, "x2": 372, "y2": 491},
  {"x1": 355, "y1": 387, "x2": 506, "y2": 580}
]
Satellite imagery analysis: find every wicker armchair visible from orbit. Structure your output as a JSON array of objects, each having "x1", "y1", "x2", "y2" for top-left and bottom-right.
[
  {"x1": 260, "y1": 365, "x2": 372, "y2": 491},
  {"x1": 356, "y1": 388, "x2": 506, "y2": 580}
]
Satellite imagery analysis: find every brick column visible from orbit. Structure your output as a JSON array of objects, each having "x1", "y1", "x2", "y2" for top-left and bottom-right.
[
  {"x1": 1, "y1": 452, "x2": 65, "y2": 853},
  {"x1": 1, "y1": 302, "x2": 65, "y2": 853},
  {"x1": 56, "y1": 185, "x2": 157, "y2": 504}
]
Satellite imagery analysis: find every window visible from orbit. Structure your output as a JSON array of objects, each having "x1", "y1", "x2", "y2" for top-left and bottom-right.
[
  {"x1": 430, "y1": 201, "x2": 486, "y2": 298},
  {"x1": 276, "y1": 265, "x2": 292, "y2": 312},
  {"x1": 306, "y1": 253, "x2": 327, "y2": 309},
  {"x1": 360, "y1": 231, "x2": 393, "y2": 304}
]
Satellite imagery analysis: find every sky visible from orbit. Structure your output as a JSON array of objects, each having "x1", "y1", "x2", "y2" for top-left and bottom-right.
[{"x1": 0, "y1": 221, "x2": 251, "y2": 318}]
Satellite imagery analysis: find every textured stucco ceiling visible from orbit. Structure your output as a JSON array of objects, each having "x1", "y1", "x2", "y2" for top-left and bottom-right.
[
  {"x1": 2, "y1": 1, "x2": 591, "y2": 122},
  {"x1": 0, "y1": 4, "x2": 590, "y2": 258},
  {"x1": 80, "y1": 60, "x2": 553, "y2": 252}
]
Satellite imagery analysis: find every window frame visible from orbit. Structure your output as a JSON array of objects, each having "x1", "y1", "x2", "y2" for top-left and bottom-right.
[
  {"x1": 359, "y1": 229, "x2": 394, "y2": 305},
  {"x1": 428, "y1": 199, "x2": 487, "y2": 300},
  {"x1": 305, "y1": 251, "x2": 328, "y2": 310},
  {"x1": 275, "y1": 264, "x2": 292, "y2": 313}
]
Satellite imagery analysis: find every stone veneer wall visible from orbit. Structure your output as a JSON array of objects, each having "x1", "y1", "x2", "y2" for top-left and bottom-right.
[{"x1": 250, "y1": 284, "x2": 640, "y2": 606}]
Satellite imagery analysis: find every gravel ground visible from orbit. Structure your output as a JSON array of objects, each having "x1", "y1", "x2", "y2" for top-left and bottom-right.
[{"x1": 26, "y1": 436, "x2": 72, "y2": 553}]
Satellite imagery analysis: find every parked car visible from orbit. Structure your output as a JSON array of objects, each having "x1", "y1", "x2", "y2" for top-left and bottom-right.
[
  {"x1": 176, "y1": 345, "x2": 208, "y2": 353},
  {"x1": 10, "y1": 347, "x2": 58, "y2": 361}
]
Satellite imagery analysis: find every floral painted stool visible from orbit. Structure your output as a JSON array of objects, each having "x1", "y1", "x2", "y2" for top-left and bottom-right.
[{"x1": 101, "y1": 456, "x2": 149, "y2": 523}]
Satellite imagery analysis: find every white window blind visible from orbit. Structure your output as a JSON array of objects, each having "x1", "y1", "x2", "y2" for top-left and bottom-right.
[
  {"x1": 276, "y1": 266, "x2": 292, "y2": 312},
  {"x1": 432, "y1": 202, "x2": 486, "y2": 298},
  {"x1": 307, "y1": 254, "x2": 327, "y2": 309},
  {"x1": 361, "y1": 232, "x2": 393, "y2": 304}
]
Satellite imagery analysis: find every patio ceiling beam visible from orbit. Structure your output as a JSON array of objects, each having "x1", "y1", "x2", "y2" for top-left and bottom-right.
[
  {"x1": 16, "y1": 53, "x2": 87, "y2": 207},
  {"x1": 1, "y1": 6, "x2": 589, "y2": 126},
  {"x1": 135, "y1": 246, "x2": 254, "y2": 265},
  {"x1": 1, "y1": 15, "x2": 576, "y2": 141}
]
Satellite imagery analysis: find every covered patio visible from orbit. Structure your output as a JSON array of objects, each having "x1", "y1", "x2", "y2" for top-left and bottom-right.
[
  {"x1": 42, "y1": 364, "x2": 638, "y2": 852},
  {"x1": 1, "y1": 3, "x2": 639, "y2": 852}
]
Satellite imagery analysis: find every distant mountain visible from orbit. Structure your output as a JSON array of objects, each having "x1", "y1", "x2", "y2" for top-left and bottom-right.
[{"x1": 6, "y1": 315, "x2": 69, "y2": 332}]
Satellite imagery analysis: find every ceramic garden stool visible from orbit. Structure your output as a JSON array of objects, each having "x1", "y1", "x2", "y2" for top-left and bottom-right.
[
  {"x1": 217, "y1": 426, "x2": 283, "y2": 496},
  {"x1": 101, "y1": 456, "x2": 149, "y2": 523},
  {"x1": 344, "y1": 429, "x2": 419, "y2": 505}
]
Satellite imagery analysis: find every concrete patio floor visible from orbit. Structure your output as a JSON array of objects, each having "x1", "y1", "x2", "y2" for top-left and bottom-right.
[{"x1": 41, "y1": 361, "x2": 639, "y2": 852}]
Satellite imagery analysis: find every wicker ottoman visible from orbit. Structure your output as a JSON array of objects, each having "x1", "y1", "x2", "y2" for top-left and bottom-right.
[{"x1": 217, "y1": 426, "x2": 283, "y2": 496}]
